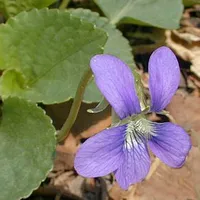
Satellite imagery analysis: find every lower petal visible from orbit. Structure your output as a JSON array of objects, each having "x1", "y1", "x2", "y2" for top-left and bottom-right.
[
  {"x1": 74, "y1": 125, "x2": 125, "y2": 177},
  {"x1": 114, "y1": 143, "x2": 150, "y2": 190},
  {"x1": 148, "y1": 122, "x2": 191, "y2": 168}
]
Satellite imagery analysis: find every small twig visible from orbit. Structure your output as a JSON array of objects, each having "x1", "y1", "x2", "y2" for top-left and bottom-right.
[
  {"x1": 123, "y1": 184, "x2": 138, "y2": 199},
  {"x1": 145, "y1": 157, "x2": 160, "y2": 181},
  {"x1": 165, "y1": 112, "x2": 177, "y2": 124}
]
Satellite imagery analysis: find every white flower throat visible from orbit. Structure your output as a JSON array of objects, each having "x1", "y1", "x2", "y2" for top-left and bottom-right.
[{"x1": 125, "y1": 117, "x2": 156, "y2": 150}]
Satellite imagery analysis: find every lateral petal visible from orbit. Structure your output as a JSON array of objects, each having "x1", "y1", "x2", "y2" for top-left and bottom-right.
[
  {"x1": 74, "y1": 125, "x2": 126, "y2": 177},
  {"x1": 148, "y1": 122, "x2": 191, "y2": 168}
]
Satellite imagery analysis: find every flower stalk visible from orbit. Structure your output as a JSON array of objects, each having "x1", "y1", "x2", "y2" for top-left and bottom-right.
[
  {"x1": 57, "y1": 68, "x2": 93, "y2": 143},
  {"x1": 59, "y1": 0, "x2": 70, "y2": 9}
]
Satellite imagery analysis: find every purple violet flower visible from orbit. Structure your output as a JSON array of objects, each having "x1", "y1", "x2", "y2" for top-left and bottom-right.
[{"x1": 74, "y1": 46, "x2": 191, "y2": 190}]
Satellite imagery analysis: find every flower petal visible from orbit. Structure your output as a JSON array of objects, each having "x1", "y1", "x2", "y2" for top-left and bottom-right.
[
  {"x1": 149, "y1": 46, "x2": 180, "y2": 112},
  {"x1": 114, "y1": 143, "x2": 150, "y2": 190},
  {"x1": 90, "y1": 54, "x2": 141, "y2": 119},
  {"x1": 148, "y1": 122, "x2": 191, "y2": 168},
  {"x1": 74, "y1": 125, "x2": 126, "y2": 177}
]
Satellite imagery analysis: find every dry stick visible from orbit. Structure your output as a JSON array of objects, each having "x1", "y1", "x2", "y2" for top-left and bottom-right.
[
  {"x1": 57, "y1": 68, "x2": 93, "y2": 143},
  {"x1": 145, "y1": 157, "x2": 160, "y2": 180}
]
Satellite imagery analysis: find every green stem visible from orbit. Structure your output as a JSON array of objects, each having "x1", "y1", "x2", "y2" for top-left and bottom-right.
[
  {"x1": 57, "y1": 68, "x2": 93, "y2": 143},
  {"x1": 59, "y1": 0, "x2": 70, "y2": 9}
]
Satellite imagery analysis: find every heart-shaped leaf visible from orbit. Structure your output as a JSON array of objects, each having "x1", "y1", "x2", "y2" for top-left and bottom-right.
[
  {"x1": 0, "y1": 9, "x2": 107, "y2": 103},
  {"x1": 95, "y1": 0, "x2": 183, "y2": 29},
  {"x1": 0, "y1": 0, "x2": 57, "y2": 18},
  {"x1": 0, "y1": 97, "x2": 56, "y2": 200}
]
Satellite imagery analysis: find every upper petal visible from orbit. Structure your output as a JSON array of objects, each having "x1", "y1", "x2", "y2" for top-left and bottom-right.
[
  {"x1": 74, "y1": 125, "x2": 126, "y2": 177},
  {"x1": 90, "y1": 54, "x2": 141, "y2": 119},
  {"x1": 149, "y1": 46, "x2": 180, "y2": 112},
  {"x1": 114, "y1": 143, "x2": 150, "y2": 190},
  {"x1": 148, "y1": 122, "x2": 191, "y2": 168}
]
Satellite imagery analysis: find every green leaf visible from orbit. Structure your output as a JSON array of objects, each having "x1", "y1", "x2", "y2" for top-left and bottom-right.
[
  {"x1": 70, "y1": 8, "x2": 134, "y2": 67},
  {"x1": 0, "y1": 69, "x2": 27, "y2": 98},
  {"x1": 0, "y1": 9, "x2": 107, "y2": 103},
  {"x1": 0, "y1": 0, "x2": 57, "y2": 18},
  {"x1": 70, "y1": 8, "x2": 135, "y2": 102},
  {"x1": 95, "y1": 0, "x2": 184, "y2": 29},
  {"x1": 0, "y1": 97, "x2": 56, "y2": 200}
]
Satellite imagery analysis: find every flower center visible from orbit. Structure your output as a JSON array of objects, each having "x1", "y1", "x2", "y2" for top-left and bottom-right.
[{"x1": 124, "y1": 118, "x2": 156, "y2": 150}]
